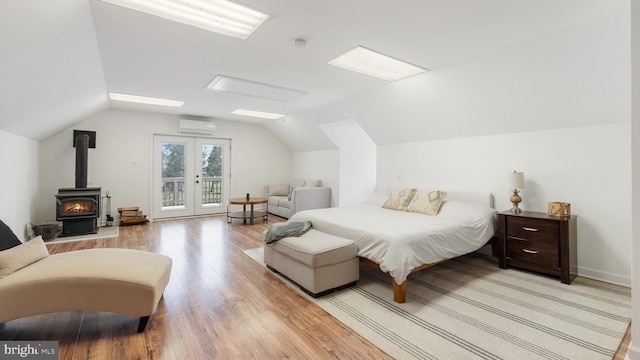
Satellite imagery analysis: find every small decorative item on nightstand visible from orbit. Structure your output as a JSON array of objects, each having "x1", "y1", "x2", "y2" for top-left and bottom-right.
[
  {"x1": 548, "y1": 202, "x2": 571, "y2": 217},
  {"x1": 509, "y1": 171, "x2": 525, "y2": 214}
]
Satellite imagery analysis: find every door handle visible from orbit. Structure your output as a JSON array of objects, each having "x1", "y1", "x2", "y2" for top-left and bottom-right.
[
  {"x1": 522, "y1": 227, "x2": 539, "y2": 232},
  {"x1": 522, "y1": 249, "x2": 539, "y2": 254}
]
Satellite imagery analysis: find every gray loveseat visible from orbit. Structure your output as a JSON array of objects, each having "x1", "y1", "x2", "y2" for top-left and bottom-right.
[{"x1": 265, "y1": 179, "x2": 331, "y2": 219}]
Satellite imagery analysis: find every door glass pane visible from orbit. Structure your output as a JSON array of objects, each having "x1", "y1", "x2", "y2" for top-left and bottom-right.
[
  {"x1": 161, "y1": 142, "x2": 186, "y2": 209},
  {"x1": 201, "y1": 144, "x2": 223, "y2": 206}
]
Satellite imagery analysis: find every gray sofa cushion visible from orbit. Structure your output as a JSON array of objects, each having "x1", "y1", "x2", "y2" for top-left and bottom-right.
[
  {"x1": 277, "y1": 198, "x2": 291, "y2": 209},
  {"x1": 268, "y1": 196, "x2": 283, "y2": 207},
  {"x1": 267, "y1": 196, "x2": 291, "y2": 209}
]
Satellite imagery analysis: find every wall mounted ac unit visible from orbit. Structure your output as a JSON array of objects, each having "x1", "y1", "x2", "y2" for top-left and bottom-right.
[{"x1": 178, "y1": 119, "x2": 215, "y2": 134}]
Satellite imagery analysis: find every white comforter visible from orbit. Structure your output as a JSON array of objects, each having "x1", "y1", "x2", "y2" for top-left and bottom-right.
[{"x1": 289, "y1": 200, "x2": 497, "y2": 284}]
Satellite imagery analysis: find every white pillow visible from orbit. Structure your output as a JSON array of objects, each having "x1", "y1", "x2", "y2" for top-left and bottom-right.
[
  {"x1": 437, "y1": 200, "x2": 497, "y2": 223},
  {"x1": 0, "y1": 235, "x2": 49, "y2": 279},
  {"x1": 363, "y1": 195, "x2": 388, "y2": 207}
]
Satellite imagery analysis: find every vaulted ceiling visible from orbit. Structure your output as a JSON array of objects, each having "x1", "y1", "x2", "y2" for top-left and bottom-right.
[{"x1": 0, "y1": 0, "x2": 620, "y2": 150}]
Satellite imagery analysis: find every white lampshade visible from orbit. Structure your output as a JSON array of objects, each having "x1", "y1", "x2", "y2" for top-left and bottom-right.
[{"x1": 509, "y1": 171, "x2": 525, "y2": 190}]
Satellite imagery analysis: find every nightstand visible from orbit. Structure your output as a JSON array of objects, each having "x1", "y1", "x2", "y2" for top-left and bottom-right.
[{"x1": 497, "y1": 210, "x2": 577, "y2": 284}]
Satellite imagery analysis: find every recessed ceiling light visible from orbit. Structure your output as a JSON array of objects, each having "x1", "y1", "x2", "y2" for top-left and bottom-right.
[
  {"x1": 100, "y1": 0, "x2": 270, "y2": 40},
  {"x1": 108, "y1": 92, "x2": 185, "y2": 107},
  {"x1": 232, "y1": 109, "x2": 285, "y2": 120},
  {"x1": 328, "y1": 46, "x2": 427, "y2": 81},
  {"x1": 207, "y1": 75, "x2": 307, "y2": 101}
]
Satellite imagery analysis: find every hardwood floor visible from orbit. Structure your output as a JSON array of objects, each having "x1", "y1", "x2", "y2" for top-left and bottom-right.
[
  {"x1": 0, "y1": 215, "x2": 631, "y2": 359},
  {"x1": 0, "y1": 215, "x2": 392, "y2": 360}
]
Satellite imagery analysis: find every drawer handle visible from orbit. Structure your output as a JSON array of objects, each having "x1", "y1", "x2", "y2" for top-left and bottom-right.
[
  {"x1": 522, "y1": 227, "x2": 539, "y2": 232},
  {"x1": 522, "y1": 249, "x2": 539, "y2": 254}
]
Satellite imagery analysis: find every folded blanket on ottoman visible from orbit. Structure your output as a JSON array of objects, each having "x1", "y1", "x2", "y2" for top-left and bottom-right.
[{"x1": 263, "y1": 221, "x2": 312, "y2": 244}]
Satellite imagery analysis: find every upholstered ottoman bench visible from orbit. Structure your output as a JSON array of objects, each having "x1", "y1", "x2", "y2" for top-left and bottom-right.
[{"x1": 264, "y1": 229, "x2": 359, "y2": 297}]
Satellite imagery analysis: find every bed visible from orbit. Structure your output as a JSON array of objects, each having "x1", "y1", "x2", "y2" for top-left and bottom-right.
[{"x1": 289, "y1": 190, "x2": 497, "y2": 303}]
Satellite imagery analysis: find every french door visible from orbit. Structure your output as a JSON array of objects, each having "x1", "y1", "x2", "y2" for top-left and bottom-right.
[{"x1": 153, "y1": 135, "x2": 231, "y2": 219}]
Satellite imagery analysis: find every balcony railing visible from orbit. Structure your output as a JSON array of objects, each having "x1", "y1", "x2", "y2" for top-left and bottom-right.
[{"x1": 162, "y1": 176, "x2": 222, "y2": 207}]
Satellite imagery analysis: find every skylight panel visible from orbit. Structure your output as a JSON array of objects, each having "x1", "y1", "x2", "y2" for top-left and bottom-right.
[
  {"x1": 109, "y1": 92, "x2": 185, "y2": 107},
  {"x1": 328, "y1": 46, "x2": 427, "y2": 81},
  {"x1": 207, "y1": 75, "x2": 307, "y2": 101},
  {"x1": 232, "y1": 109, "x2": 285, "y2": 120},
  {"x1": 100, "y1": 0, "x2": 270, "y2": 40}
]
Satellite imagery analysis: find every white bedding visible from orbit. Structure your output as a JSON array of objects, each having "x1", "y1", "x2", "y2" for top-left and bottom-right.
[{"x1": 289, "y1": 200, "x2": 497, "y2": 284}]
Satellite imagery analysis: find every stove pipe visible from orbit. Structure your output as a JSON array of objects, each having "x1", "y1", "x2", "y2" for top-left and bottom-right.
[{"x1": 75, "y1": 133, "x2": 89, "y2": 189}]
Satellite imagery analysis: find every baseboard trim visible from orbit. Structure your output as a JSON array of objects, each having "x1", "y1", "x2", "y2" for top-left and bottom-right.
[
  {"x1": 578, "y1": 265, "x2": 630, "y2": 287},
  {"x1": 625, "y1": 342, "x2": 640, "y2": 360}
]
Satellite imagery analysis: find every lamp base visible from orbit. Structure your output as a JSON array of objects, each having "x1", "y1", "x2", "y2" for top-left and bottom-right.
[{"x1": 510, "y1": 190, "x2": 522, "y2": 214}]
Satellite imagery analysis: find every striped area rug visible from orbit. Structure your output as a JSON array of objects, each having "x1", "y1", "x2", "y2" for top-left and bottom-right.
[{"x1": 243, "y1": 248, "x2": 630, "y2": 360}]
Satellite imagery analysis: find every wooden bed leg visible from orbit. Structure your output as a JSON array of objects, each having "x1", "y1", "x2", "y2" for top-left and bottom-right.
[
  {"x1": 137, "y1": 316, "x2": 150, "y2": 333},
  {"x1": 393, "y1": 279, "x2": 407, "y2": 303}
]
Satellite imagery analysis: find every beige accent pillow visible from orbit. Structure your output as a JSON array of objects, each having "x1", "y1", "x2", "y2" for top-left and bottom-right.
[
  {"x1": 268, "y1": 183, "x2": 290, "y2": 196},
  {"x1": 0, "y1": 235, "x2": 49, "y2": 279},
  {"x1": 407, "y1": 190, "x2": 448, "y2": 215},
  {"x1": 382, "y1": 187, "x2": 417, "y2": 211}
]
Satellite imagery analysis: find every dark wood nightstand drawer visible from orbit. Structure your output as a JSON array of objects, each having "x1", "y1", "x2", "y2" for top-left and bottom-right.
[
  {"x1": 506, "y1": 216, "x2": 559, "y2": 243},
  {"x1": 497, "y1": 211, "x2": 577, "y2": 284},
  {"x1": 506, "y1": 238, "x2": 558, "y2": 267}
]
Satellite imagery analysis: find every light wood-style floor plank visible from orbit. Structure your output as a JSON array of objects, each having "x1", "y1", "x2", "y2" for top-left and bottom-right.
[
  {"x1": 0, "y1": 215, "x2": 630, "y2": 359},
  {"x1": 0, "y1": 215, "x2": 393, "y2": 359}
]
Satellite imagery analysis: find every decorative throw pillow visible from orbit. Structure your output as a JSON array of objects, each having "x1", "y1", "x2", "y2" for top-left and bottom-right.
[
  {"x1": 0, "y1": 235, "x2": 49, "y2": 279},
  {"x1": 268, "y1": 183, "x2": 290, "y2": 196},
  {"x1": 407, "y1": 190, "x2": 448, "y2": 215},
  {"x1": 382, "y1": 187, "x2": 417, "y2": 211},
  {"x1": 0, "y1": 220, "x2": 22, "y2": 251}
]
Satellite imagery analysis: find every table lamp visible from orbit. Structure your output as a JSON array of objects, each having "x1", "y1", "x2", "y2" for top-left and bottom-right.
[{"x1": 509, "y1": 171, "x2": 525, "y2": 214}]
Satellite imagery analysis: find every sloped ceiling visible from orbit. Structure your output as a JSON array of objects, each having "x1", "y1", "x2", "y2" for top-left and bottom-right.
[{"x1": 0, "y1": 0, "x2": 623, "y2": 150}]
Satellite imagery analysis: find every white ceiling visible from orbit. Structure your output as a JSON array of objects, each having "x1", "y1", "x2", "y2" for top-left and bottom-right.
[{"x1": 0, "y1": 0, "x2": 619, "y2": 149}]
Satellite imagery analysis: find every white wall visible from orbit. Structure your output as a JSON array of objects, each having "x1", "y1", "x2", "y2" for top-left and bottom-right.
[
  {"x1": 37, "y1": 109, "x2": 291, "y2": 223},
  {"x1": 319, "y1": 119, "x2": 377, "y2": 206},
  {"x1": 628, "y1": 0, "x2": 640, "y2": 358},
  {"x1": 0, "y1": 130, "x2": 38, "y2": 240},
  {"x1": 292, "y1": 150, "x2": 339, "y2": 207}
]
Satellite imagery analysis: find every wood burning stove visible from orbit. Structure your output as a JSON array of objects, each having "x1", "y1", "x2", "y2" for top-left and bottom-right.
[
  {"x1": 56, "y1": 188, "x2": 101, "y2": 236},
  {"x1": 56, "y1": 130, "x2": 101, "y2": 236}
]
